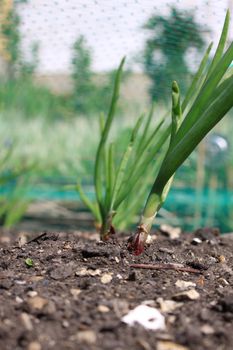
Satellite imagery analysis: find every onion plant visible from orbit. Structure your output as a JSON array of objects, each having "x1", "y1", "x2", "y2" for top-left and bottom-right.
[
  {"x1": 128, "y1": 10, "x2": 233, "y2": 254},
  {"x1": 76, "y1": 61, "x2": 171, "y2": 239}
]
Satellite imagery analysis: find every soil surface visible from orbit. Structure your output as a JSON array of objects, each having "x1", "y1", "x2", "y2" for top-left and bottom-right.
[{"x1": 0, "y1": 228, "x2": 233, "y2": 350}]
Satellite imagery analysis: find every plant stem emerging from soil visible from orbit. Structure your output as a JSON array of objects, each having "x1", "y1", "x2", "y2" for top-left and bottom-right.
[
  {"x1": 76, "y1": 59, "x2": 170, "y2": 240},
  {"x1": 128, "y1": 10, "x2": 233, "y2": 255}
]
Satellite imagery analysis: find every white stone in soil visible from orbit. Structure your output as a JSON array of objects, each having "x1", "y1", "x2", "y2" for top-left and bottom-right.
[
  {"x1": 175, "y1": 280, "x2": 196, "y2": 290},
  {"x1": 121, "y1": 304, "x2": 166, "y2": 330}
]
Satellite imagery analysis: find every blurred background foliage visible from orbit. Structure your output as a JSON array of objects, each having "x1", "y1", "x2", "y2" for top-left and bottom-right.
[
  {"x1": 142, "y1": 7, "x2": 207, "y2": 101},
  {"x1": 0, "y1": 0, "x2": 232, "y2": 232}
]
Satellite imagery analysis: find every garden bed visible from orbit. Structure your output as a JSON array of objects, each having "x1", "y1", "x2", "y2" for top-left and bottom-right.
[{"x1": 0, "y1": 228, "x2": 233, "y2": 350}]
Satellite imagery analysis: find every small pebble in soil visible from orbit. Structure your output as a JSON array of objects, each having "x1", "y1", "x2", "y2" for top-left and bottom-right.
[
  {"x1": 75, "y1": 267, "x2": 101, "y2": 277},
  {"x1": 20, "y1": 313, "x2": 33, "y2": 331},
  {"x1": 122, "y1": 305, "x2": 166, "y2": 330},
  {"x1": 196, "y1": 275, "x2": 205, "y2": 287},
  {"x1": 97, "y1": 305, "x2": 110, "y2": 313},
  {"x1": 27, "y1": 291, "x2": 38, "y2": 298},
  {"x1": 160, "y1": 224, "x2": 181, "y2": 239},
  {"x1": 3, "y1": 319, "x2": 13, "y2": 327},
  {"x1": 70, "y1": 288, "x2": 82, "y2": 300},
  {"x1": 27, "y1": 342, "x2": 41, "y2": 350},
  {"x1": 28, "y1": 276, "x2": 44, "y2": 282},
  {"x1": 18, "y1": 235, "x2": 27, "y2": 247},
  {"x1": 15, "y1": 280, "x2": 26, "y2": 285},
  {"x1": 159, "y1": 247, "x2": 174, "y2": 254},
  {"x1": 217, "y1": 255, "x2": 226, "y2": 263},
  {"x1": 173, "y1": 289, "x2": 200, "y2": 301},
  {"x1": 157, "y1": 298, "x2": 183, "y2": 313},
  {"x1": 27, "y1": 296, "x2": 48, "y2": 310},
  {"x1": 16, "y1": 296, "x2": 24, "y2": 304},
  {"x1": 62, "y1": 320, "x2": 69, "y2": 328},
  {"x1": 201, "y1": 324, "x2": 215, "y2": 335},
  {"x1": 63, "y1": 243, "x2": 72, "y2": 249},
  {"x1": 157, "y1": 340, "x2": 189, "y2": 350},
  {"x1": 101, "y1": 273, "x2": 113, "y2": 284},
  {"x1": 145, "y1": 234, "x2": 153, "y2": 244},
  {"x1": 209, "y1": 256, "x2": 217, "y2": 264},
  {"x1": 191, "y1": 237, "x2": 202, "y2": 245},
  {"x1": 218, "y1": 278, "x2": 229, "y2": 286},
  {"x1": 175, "y1": 280, "x2": 196, "y2": 290},
  {"x1": 73, "y1": 330, "x2": 97, "y2": 344}
]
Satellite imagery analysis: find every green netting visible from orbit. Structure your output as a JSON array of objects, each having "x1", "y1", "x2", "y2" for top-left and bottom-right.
[{"x1": 0, "y1": 0, "x2": 232, "y2": 231}]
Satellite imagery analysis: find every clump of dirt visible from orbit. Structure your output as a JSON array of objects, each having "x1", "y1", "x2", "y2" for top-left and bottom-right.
[{"x1": 0, "y1": 228, "x2": 233, "y2": 350}]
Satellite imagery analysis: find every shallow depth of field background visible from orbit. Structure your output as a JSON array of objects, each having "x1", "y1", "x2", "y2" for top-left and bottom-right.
[{"x1": 0, "y1": 0, "x2": 233, "y2": 233}]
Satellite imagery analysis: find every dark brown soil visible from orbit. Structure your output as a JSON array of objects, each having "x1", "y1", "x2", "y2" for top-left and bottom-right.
[{"x1": 0, "y1": 228, "x2": 233, "y2": 350}]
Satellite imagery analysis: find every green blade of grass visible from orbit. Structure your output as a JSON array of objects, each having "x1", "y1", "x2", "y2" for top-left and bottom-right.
[
  {"x1": 140, "y1": 77, "x2": 233, "y2": 232},
  {"x1": 105, "y1": 142, "x2": 115, "y2": 209},
  {"x1": 94, "y1": 57, "x2": 125, "y2": 209},
  {"x1": 204, "y1": 73, "x2": 233, "y2": 107},
  {"x1": 99, "y1": 112, "x2": 105, "y2": 134},
  {"x1": 114, "y1": 170, "x2": 153, "y2": 228},
  {"x1": 136, "y1": 106, "x2": 154, "y2": 155},
  {"x1": 158, "y1": 81, "x2": 183, "y2": 212},
  {"x1": 131, "y1": 115, "x2": 144, "y2": 142},
  {"x1": 181, "y1": 42, "x2": 213, "y2": 111},
  {"x1": 111, "y1": 116, "x2": 143, "y2": 210},
  {"x1": 151, "y1": 76, "x2": 233, "y2": 197},
  {"x1": 126, "y1": 116, "x2": 165, "y2": 179},
  {"x1": 76, "y1": 182, "x2": 101, "y2": 223},
  {"x1": 141, "y1": 82, "x2": 182, "y2": 224},
  {"x1": 115, "y1": 125, "x2": 171, "y2": 208},
  {"x1": 205, "y1": 10, "x2": 230, "y2": 79},
  {"x1": 173, "y1": 42, "x2": 233, "y2": 148},
  {"x1": 135, "y1": 118, "x2": 165, "y2": 166}
]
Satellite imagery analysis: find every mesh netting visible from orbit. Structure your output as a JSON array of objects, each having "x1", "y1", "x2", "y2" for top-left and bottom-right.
[
  {"x1": 0, "y1": 0, "x2": 232, "y2": 231},
  {"x1": 17, "y1": 0, "x2": 232, "y2": 73}
]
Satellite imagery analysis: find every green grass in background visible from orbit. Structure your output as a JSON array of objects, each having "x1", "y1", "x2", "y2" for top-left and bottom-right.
[
  {"x1": 0, "y1": 107, "x2": 233, "y2": 232},
  {"x1": 0, "y1": 78, "x2": 71, "y2": 121}
]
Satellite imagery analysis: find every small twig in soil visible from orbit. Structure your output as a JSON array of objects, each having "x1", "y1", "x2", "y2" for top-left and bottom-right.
[
  {"x1": 26, "y1": 232, "x2": 47, "y2": 244},
  {"x1": 130, "y1": 263, "x2": 202, "y2": 274}
]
